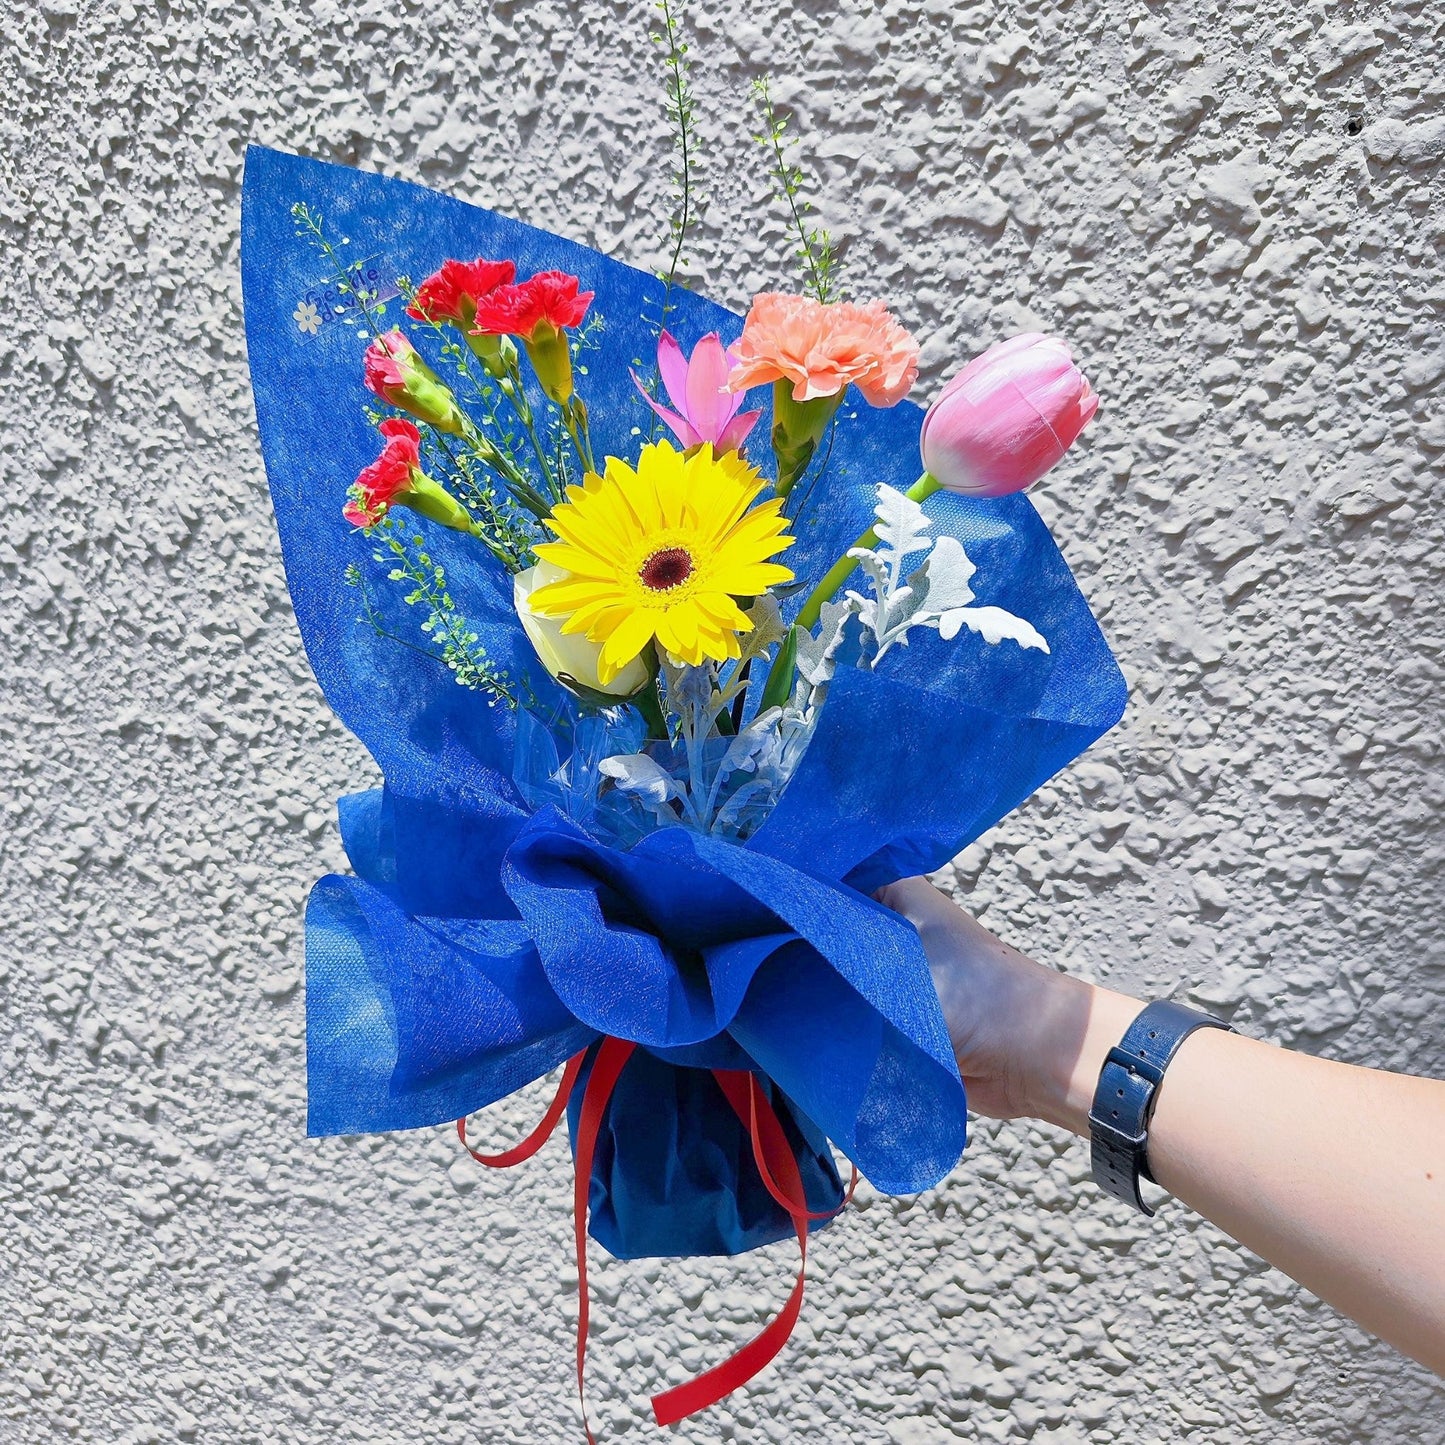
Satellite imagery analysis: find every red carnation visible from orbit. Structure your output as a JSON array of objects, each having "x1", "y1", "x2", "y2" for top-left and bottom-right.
[
  {"x1": 471, "y1": 270, "x2": 594, "y2": 341},
  {"x1": 344, "y1": 418, "x2": 422, "y2": 528},
  {"x1": 471, "y1": 271, "x2": 594, "y2": 404},
  {"x1": 406, "y1": 258, "x2": 516, "y2": 328}
]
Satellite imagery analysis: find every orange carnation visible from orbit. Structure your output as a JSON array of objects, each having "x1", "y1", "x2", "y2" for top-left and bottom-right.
[{"x1": 727, "y1": 293, "x2": 919, "y2": 408}]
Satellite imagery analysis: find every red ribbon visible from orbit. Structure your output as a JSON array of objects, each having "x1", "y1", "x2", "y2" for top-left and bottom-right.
[
  {"x1": 571, "y1": 1036, "x2": 636, "y2": 1444},
  {"x1": 650, "y1": 1070, "x2": 858, "y2": 1428},
  {"x1": 456, "y1": 1041, "x2": 856, "y2": 1439},
  {"x1": 456, "y1": 1050, "x2": 586, "y2": 1168}
]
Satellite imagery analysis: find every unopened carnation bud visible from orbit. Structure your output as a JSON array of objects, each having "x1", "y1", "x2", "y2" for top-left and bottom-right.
[{"x1": 363, "y1": 330, "x2": 469, "y2": 436}]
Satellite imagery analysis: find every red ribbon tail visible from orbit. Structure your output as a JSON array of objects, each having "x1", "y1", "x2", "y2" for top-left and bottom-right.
[
  {"x1": 457, "y1": 1048, "x2": 855, "y2": 1439},
  {"x1": 722, "y1": 1070, "x2": 859, "y2": 1223},
  {"x1": 571, "y1": 1037, "x2": 637, "y2": 1445},
  {"x1": 456, "y1": 1049, "x2": 587, "y2": 1168},
  {"x1": 649, "y1": 1070, "x2": 852, "y2": 1428}
]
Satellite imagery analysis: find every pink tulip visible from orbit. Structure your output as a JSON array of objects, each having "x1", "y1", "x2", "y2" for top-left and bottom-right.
[
  {"x1": 920, "y1": 333, "x2": 1098, "y2": 498},
  {"x1": 632, "y1": 331, "x2": 762, "y2": 454}
]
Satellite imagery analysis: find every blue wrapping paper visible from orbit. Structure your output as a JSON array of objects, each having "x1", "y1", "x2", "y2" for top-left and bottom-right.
[{"x1": 241, "y1": 145, "x2": 1127, "y2": 1260}]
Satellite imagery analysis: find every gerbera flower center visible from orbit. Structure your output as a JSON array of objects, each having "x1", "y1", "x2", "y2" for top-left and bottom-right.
[{"x1": 639, "y1": 546, "x2": 694, "y2": 592}]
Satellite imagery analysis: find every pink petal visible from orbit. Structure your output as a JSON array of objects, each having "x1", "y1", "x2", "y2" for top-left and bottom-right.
[
  {"x1": 725, "y1": 356, "x2": 771, "y2": 395},
  {"x1": 937, "y1": 332, "x2": 1048, "y2": 403},
  {"x1": 683, "y1": 333, "x2": 738, "y2": 439},
  {"x1": 657, "y1": 331, "x2": 691, "y2": 413},
  {"x1": 715, "y1": 408, "x2": 763, "y2": 454},
  {"x1": 631, "y1": 369, "x2": 702, "y2": 448}
]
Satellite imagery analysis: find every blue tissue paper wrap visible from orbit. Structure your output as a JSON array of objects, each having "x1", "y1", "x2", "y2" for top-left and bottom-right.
[{"x1": 241, "y1": 146, "x2": 1127, "y2": 1260}]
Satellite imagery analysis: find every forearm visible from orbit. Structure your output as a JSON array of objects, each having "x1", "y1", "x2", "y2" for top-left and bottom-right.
[
  {"x1": 1019, "y1": 981, "x2": 1445, "y2": 1375},
  {"x1": 1147, "y1": 1030, "x2": 1444, "y2": 1374},
  {"x1": 885, "y1": 876, "x2": 1445, "y2": 1374}
]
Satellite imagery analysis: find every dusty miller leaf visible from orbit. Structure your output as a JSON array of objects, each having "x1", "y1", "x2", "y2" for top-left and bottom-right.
[
  {"x1": 599, "y1": 753, "x2": 683, "y2": 810},
  {"x1": 712, "y1": 777, "x2": 773, "y2": 835},
  {"x1": 908, "y1": 534, "x2": 977, "y2": 614},
  {"x1": 870, "y1": 482, "x2": 933, "y2": 584},
  {"x1": 664, "y1": 661, "x2": 714, "y2": 714},
  {"x1": 938, "y1": 605, "x2": 1049, "y2": 652},
  {"x1": 742, "y1": 592, "x2": 787, "y2": 657},
  {"x1": 793, "y1": 596, "x2": 858, "y2": 708},
  {"x1": 717, "y1": 705, "x2": 783, "y2": 778},
  {"x1": 849, "y1": 489, "x2": 1048, "y2": 662}
]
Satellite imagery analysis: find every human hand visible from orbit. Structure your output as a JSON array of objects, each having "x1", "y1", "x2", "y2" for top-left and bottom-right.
[
  {"x1": 878, "y1": 876, "x2": 1139, "y2": 1131},
  {"x1": 881, "y1": 879, "x2": 1445, "y2": 1377}
]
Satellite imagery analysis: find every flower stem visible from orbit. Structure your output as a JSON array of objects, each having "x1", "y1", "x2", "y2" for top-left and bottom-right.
[
  {"x1": 502, "y1": 355, "x2": 561, "y2": 500},
  {"x1": 654, "y1": 0, "x2": 696, "y2": 339},
  {"x1": 562, "y1": 397, "x2": 598, "y2": 476},
  {"x1": 794, "y1": 472, "x2": 940, "y2": 630}
]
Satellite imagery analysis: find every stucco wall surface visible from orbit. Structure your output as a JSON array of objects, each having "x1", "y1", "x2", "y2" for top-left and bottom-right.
[{"x1": 2, "y1": 0, "x2": 1443, "y2": 1441}]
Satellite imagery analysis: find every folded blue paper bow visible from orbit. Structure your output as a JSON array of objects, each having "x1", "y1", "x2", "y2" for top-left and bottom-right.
[
  {"x1": 242, "y1": 146, "x2": 1127, "y2": 1260},
  {"x1": 312, "y1": 786, "x2": 962, "y2": 1255}
]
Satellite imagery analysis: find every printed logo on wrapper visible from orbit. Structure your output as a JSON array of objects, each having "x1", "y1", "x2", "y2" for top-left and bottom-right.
[{"x1": 293, "y1": 255, "x2": 400, "y2": 336}]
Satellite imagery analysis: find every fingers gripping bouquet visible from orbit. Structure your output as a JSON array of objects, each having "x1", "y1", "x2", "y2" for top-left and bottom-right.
[{"x1": 242, "y1": 137, "x2": 1122, "y2": 1433}]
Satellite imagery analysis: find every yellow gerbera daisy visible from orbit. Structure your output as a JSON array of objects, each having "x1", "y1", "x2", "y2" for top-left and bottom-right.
[{"x1": 527, "y1": 440, "x2": 796, "y2": 686}]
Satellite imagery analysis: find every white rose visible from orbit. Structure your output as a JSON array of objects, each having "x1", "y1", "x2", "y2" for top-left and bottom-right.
[{"x1": 513, "y1": 561, "x2": 650, "y2": 698}]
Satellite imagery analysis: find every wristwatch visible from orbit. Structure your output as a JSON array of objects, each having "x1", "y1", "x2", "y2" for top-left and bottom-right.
[{"x1": 1089, "y1": 999, "x2": 1233, "y2": 1215}]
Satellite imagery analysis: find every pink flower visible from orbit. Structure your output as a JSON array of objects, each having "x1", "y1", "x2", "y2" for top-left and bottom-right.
[
  {"x1": 406, "y1": 258, "x2": 516, "y2": 328},
  {"x1": 344, "y1": 418, "x2": 422, "y2": 527},
  {"x1": 920, "y1": 333, "x2": 1098, "y2": 498},
  {"x1": 632, "y1": 332, "x2": 762, "y2": 454},
  {"x1": 362, "y1": 330, "x2": 468, "y2": 434},
  {"x1": 726, "y1": 293, "x2": 919, "y2": 407}
]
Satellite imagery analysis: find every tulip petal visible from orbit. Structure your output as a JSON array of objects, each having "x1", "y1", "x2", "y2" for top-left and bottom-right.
[
  {"x1": 936, "y1": 332, "x2": 1046, "y2": 403},
  {"x1": 921, "y1": 329, "x2": 1100, "y2": 498}
]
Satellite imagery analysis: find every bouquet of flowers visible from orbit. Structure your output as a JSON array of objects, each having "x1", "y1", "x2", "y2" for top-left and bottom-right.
[{"x1": 241, "y1": 119, "x2": 1122, "y2": 1432}]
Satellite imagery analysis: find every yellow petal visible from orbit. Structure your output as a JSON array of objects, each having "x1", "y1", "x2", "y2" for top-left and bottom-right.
[{"x1": 598, "y1": 610, "x2": 659, "y2": 683}]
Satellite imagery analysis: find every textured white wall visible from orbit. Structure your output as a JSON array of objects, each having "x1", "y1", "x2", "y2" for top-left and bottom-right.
[{"x1": 3, "y1": 0, "x2": 1443, "y2": 1441}]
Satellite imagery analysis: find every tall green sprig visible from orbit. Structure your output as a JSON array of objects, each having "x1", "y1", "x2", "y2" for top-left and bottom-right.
[
  {"x1": 752, "y1": 77, "x2": 841, "y2": 303},
  {"x1": 650, "y1": 0, "x2": 700, "y2": 340},
  {"x1": 293, "y1": 202, "x2": 391, "y2": 336}
]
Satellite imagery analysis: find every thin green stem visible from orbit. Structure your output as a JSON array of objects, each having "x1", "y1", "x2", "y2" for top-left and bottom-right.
[
  {"x1": 294, "y1": 205, "x2": 393, "y2": 341},
  {"x1": 562, "y1": 399, "x2": 598, "y2": 476},
  {"x1": 752, "y1": 78, "x2": 840, "y2": 304},
  {"x1": 380, "y1": 528, "x2": 515, "y2": 702},
  {"x1": 502, "y1": 356, "x2": 562, "y2": 501},
  {"x1": 656, "y1": 0, "x2": 695, "y2": 335}
]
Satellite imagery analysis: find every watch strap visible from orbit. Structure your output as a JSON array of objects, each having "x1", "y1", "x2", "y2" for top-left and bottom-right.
[{"x1": 1089, "y1": 999, "x2": 1232, "y2": 1216}]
